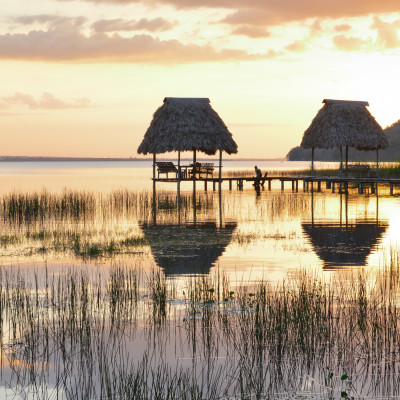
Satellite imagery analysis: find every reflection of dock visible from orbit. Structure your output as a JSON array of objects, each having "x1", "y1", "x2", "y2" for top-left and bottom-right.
[{"x1": 154, "y1": 175, "x2": 400, "y2": 195}]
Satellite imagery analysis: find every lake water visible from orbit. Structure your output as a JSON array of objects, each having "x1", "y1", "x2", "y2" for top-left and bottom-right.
[
  {"x1": 1, "y1": 160, "x2": 400, "y2": 399},
  {"x1": 0, "y1": 160, "x2": 399, "y2": 279}
]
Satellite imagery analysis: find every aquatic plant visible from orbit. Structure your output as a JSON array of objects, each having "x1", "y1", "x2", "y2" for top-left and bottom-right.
[{"x1": 2, "y1": 263, "x2": 400, "y2": 399}]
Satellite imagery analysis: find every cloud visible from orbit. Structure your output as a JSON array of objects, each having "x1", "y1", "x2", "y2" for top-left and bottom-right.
[
  {"x1": 332, "y1": 35, "x2": 369, "y2": 51},
  {"x1": 0, "y1": 92, "x2": 91, "y2": 110},
  {"x1": 372, "y1": 16, "x2": 400, "y2": 48},
  {"x1": 285, "y1": 40, "x2": 307, "y2": 52},
  {"x1": 334, "y1": 23, "x2": 352, "y2": 32},
  {"x1": 332, "y1": 17, "x2": 400, "y2": 51},
  {"x1": 231, "y1": 25, "x2": 270, "y2": 38},
  {"x1": 14, "y1": 15, "x2": 86, "y2": 29},
  {"x1": 92, "y1": 18, "x2": 174, "y2": 33},
  {"x1": 57, "y1": 0, "x2": 400, "y2": 27},
  {"x1": 0, "y1": 25, "x2": 277, "y2": 63}
]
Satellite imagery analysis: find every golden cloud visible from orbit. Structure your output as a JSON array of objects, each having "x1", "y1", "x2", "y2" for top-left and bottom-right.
[
  {"x1": 91, "y1": 18, "x2": 174, "y2": 33},
  {"x1": 0, "y1": 92, "x2": 90, "y2": 110},
  {"x1": 0, "y1": 26, "x2": 276, "y2": 63},
  {"x1": 231, "y1": 25, "x2": 270, "y2": 38},
  {"x1": 56, "y1": 0, "x2": 400, "y2": 26}
]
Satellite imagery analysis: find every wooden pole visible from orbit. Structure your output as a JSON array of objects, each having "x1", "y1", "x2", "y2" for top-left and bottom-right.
[
  {"x1": 193, "y1": 149, "x2": 196, "y2": 199},
  {"x1": 177, "y1": 150, "x2": 181, "y2": 197},
  {"x1": 193, "y1": 150, "x2": 196, "y2": 176},
  {"x1": 311, "y1": 189, "x2": 314, "y2": 226},
  {"x1": 345, "y1": 146, "x2": 348, "y2": 169},
  {"x1": 152, "y1": 153, "x2": 156, "y2": 224},
  {"x1": 376, "y1": 149, "x2": 379, "y2": 177},
  {"x1": 152, "y1": 153, "x2": 156, "y2": 192},
  {"x1": 193, "y1": 175, "x2": 197, "y2": 225},
  {"x1": 339, "y1": 146, "x2": 343, "y2": 175},
  {"x1": 219, "y1": 150, "x2": 222, "y2": 191},
  {"x1": 311, "y1": 147, "x2": 314, "y2": 176}
]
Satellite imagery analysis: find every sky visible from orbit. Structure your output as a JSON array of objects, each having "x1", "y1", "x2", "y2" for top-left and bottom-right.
[{"x1": 1, "y1": 0, "x2": 400, "y2": 159}]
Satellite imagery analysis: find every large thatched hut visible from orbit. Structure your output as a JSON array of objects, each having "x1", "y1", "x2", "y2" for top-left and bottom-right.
[
  {"x1": 300, "y1": 99, "x2": 388, "y2": 173},
  {"x1": 137, "y1": 97, "x2": 238, "y2": 184}
]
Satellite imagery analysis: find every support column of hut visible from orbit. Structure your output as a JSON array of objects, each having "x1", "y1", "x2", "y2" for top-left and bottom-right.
[
  {"x1": 219, "y1": 150, "x2": 222, "y2": 189},
  {"x1": 376, "y1": 149, "x2": 379, "y2": 177},
  {"x1": 311, "y1": 147, "x2": 314, "y2": 176},
  {"x1": 177, "y1": 150, "x2": 181, "y2": 203},
  {"x1": 152, "y1": 153, "x2": 156, "y2": 190},
  {"x1": 193, "y1": 149, "x2": 197, "y2": 192}
]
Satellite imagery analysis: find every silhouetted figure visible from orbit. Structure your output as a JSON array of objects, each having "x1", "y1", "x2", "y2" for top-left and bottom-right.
[{"x1": 254, "y1": 165, "x2": 262, "y2": 189}]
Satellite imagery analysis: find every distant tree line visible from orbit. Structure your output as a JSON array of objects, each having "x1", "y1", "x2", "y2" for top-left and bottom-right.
[{"x1": 287, "y1": 120, "x2": 400, "y2": 162}]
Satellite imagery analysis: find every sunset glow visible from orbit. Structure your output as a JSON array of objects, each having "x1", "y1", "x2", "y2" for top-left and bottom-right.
[{"x1": 2, "y1": 0, "x2": 400, "y2": 158}]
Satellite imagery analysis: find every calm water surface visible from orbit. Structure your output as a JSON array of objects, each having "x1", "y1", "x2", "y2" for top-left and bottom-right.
[
  {"x1": 1, "y1": 160, "x2": 400, "y2": 399},
  {"x1": 0, "y1": 160, "x2": 399, "y2": 280}
]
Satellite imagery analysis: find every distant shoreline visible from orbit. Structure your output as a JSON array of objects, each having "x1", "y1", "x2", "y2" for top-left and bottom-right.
[{"x1": 0, "y1": 156, "x2": 287, "y2": 162}]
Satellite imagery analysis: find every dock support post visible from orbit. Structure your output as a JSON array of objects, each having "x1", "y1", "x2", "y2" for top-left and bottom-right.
[
  {"x1": 326, "y1": 181, "x2": 331, "y2": 189},
  {"x1": 268, "y1": 180, "x2": 271, "y2": 191},
  {"x1": 344, "y1": 181, "x2": 348, "y2": 192},
  {"x1": 358, "y1": 183, "x2": 363, "y2": 194},
  {"x1": 229, "y1": 180, "x2": 232, "y2": 190},
  {"x1": 390, "y1": 183, "x2": 394, "y2": 195},
  {"x1": 317, "y1": 181, "x2": 321, "y2": 192},
  {"x1": 213, "y1": 181, "x2": 216, "y2": 191},
  {"x1": 332, "y1": 182, "x2": 335, "y2": 193},
  {"x1": 292, "y1": 180, "x2": 295, "y2": 191},
  {"x1": 295, "y1": 180, "x2": 298, "y2": 192},
  {"x1": 303, "y1": 180, "x2": 306, "y2": 192},
  {"x1": 281, "y1": 180, "x2": 284, "y2": 191},
  {"x1": 371, "y1": 183, "x2": 375, "y2": 194},
  {"x1": 204, "y1": 181, "x2": 207, "y2": 191},
  {"x1": 237, "y1": 179, "x2": 243, "y2": 190}
]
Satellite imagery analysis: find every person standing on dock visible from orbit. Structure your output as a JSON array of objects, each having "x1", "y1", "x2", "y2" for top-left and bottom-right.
[{"x1": 254, "y1": 166, "x2": 262, "y2": 188}]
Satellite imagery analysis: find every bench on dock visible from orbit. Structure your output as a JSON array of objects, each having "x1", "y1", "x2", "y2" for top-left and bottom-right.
[
  {"x1": 344, "y1": 164, "x2": 370, "y2": 177},
  {"x1": 188, "y1": 162, "x2": 214, "y2": 178},
  {"x1": 156, "y1": 162, "x2": 178, "y2": 178}
]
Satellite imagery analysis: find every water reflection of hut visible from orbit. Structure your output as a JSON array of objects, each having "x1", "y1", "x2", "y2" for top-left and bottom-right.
[
  {"x1": 300, "y1": 99, "x2": 388, "y2": 173},
  {"x1": 302, "y1": 221, "x2": 387, "y2": 269},
  {"x1": 141, "y1": 222, "x2": 237, "y2": 275}
]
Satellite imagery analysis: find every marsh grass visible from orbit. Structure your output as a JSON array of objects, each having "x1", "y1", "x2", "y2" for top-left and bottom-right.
[
  {"x1": 3, "y1": 262, "x2": 400, "y2": 399},
  {"x1": 0, "y1": 188, "x2": 316, "y2": 264}
]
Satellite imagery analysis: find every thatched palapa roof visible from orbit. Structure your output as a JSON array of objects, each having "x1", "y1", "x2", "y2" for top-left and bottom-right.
[
  {"x1": 301, "y1": 99, "x2": 388, "y2": 151},
  {"x1": 137, "y1": 97, "x2": 238, "y2": 155}
]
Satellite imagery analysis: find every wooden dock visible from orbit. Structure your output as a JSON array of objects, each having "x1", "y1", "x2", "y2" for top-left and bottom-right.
[{"x1": 154, "y1": 176, "x2": 400, "y2": 195}]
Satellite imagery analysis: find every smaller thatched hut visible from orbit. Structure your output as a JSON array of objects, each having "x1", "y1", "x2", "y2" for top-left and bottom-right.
[
  {"x1": 137, "y1": 97, "x2": 238, "y2": 185},
  {"x1": 300, "y1": 99, "x2": 388, "y2": 173}
]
